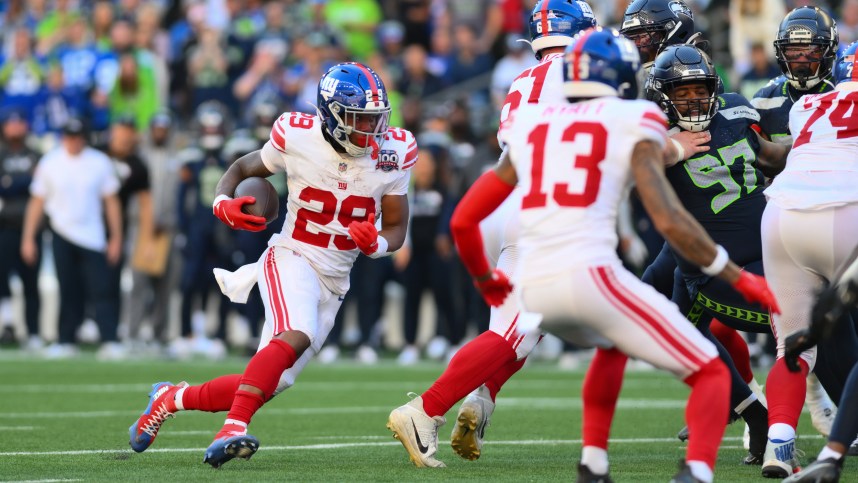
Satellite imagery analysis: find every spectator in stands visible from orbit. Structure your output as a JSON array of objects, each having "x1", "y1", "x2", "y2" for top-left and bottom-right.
[
  {"x1": 323, "y1": 0, "x2": 383, "y2": 61},
  {"x1": 839, "y1": 0, "x2": 858, "y2": 47},
  {"x1": 446, "y1": 23, "x2": 494, "y2": 86},
  {"x1": 437, "y1": 0, "x2": 502, "y2": 55},
  {"x1": 0, "y1": 109, "x2": 42, "y2": 350},
  {"x1": 187, "y1": 27, "x2": 243, "y2": 112},
  {"x1": 729, "y1": 0, "x2": 785, "y2": 79},
  {"x1": 738, "y1": 43, "x2": 781, "y2": 102},
  {"x1": 283, "y1": 33, "x2": 335, "y2": 113},
  {"x1": 34, "y1": 0, "x2": 79, "y2": 56},
  {"x1": 21, "y1": 118, "x2": 122, "y2": 359},
  {"x1": 233, "y1": 39, "x2": 288, "y2": 125},
  {"x1": 0, "y1": 28, "x2": 45, "y2": 123},
  {"x1": 490, "y1": 33, "x2": 537, "y2": 113},
  {"x1": 110, "y1": 52, "x2": 160, "y2": 131},
  {"x1": 92, "y1": 0, "x2": 114, "y2": 50},
  {"x1": 398, "y1": 44, "x2": 445, "y2": 99}
]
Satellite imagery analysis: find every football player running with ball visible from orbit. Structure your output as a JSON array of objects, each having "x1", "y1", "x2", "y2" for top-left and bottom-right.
[
  {"x1": 387, "y1": 0, "x2": 597, "y2": 469},
  {"x1": 450, "y1": 27, "x2": 779, "y2": 483},
  {"x1": 128, "y1": 62, "x2": 418, "y2": 468}
]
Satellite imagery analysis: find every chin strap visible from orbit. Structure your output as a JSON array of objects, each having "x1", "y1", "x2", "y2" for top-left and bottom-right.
[{"x1": 369, "y1": 137, "x2": 379, "y2": 160}]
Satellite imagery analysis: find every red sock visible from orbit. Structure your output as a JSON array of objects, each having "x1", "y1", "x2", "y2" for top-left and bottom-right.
[
  {"x1": 485, "y1": 358, "x2": 526, "y2": 401},
  {"x1": 225, "y1": 390, "x2": 266, "y2": 428},
  {"x1": 766, "y1": 357, "x2": 808, "y2": 428},
  {"x1": 181, "y1": 374, "x2": 242, "y2": 412},
  {"x1": 421, "y1": 331, "x2": 516, "y2": 417},
  {"x1": 683, "y1": 358, "x2": 731, "y2": 468},
  {"x1": 225, "y1": 338, "x2": 298, "y2": 425},
  {"x1": 710, "y1": 319, "x2": 753, "y2": 383},
  {"x1": 582, "y1": 348, "x2": 628, "y2": 449}
]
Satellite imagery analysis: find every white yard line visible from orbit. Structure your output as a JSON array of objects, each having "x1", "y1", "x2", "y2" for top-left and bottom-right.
[
  {"x1": 0, "y1": 398, "x2": 696, "y2": 419},
  {"x1": 1, "y1": 435, "x2": 794, "y2": 457},
  {"x1": 0, "y1": 426, "x2": 37, "y2": 430}
]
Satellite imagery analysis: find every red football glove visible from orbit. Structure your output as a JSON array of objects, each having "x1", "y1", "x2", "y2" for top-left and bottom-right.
[
  {"x1": 474, "y1": 268, "x2": 513, "y2": 307},
  {"x1": 213, "y1": 195, "x2": 266, "y2": 232},
  {"x1": 348, "y1": 212, "x2": 379, "y2": 255},
  {"x1": 733, "y1": 271, "x2": 781, "y2": 315}
]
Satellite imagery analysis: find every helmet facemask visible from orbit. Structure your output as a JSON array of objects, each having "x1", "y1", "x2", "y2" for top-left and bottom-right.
[
  {"x1": 663, "y1": 79, "x2": 719, "y2": 132},
  {"x1": 621, "y1": 25, "x2": 667, "y2": 64},
  {"x1": 327, "y1": 101, "x2": 390, "y2": 157},
  {"x1": 775, "y1": 39, "x2": 836, "y2": 90}
]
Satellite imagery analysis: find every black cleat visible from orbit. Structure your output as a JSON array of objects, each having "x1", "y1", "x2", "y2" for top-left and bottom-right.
[
  {"x1": 677, "y1": 425, "x2": 689, "y2": 442},
  {"x1": 576, "y1": 463, "x2": 614, "y2": 483},
  {"x1": 782, "y1": 457, "x2": 843, "y2": 483},
  {"x1": 848, "y1": 438, "x2": 858, "y2": 457}
]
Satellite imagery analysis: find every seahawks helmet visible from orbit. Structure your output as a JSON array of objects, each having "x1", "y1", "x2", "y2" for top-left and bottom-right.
[
  {"x1": 528, "y1": 0, "x2": 598, "y2": 59},
  {"x1": 646, "y1": 44, "x2": 721, "y2": 132},
  {"x1": 563, "y1": 27, "x2": 642, "y2": 100},
  {"x1": 774, "y1": 6, "x2": 839, "y2": 90},
  {"x1": 620, "y1": 0, "x2": 695, "y2": 65},
  {"x1": 317, "y1": 62, "x2": 391, "y2": 158},
  {"x1": 834, "y1": 40, "x2": 858, "y2": 85},
  {"x1": 195, "y1": 101, "x2": 229, "y2": 152}
]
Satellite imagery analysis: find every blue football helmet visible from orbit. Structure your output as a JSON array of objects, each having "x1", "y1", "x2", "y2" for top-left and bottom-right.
[
  {"x1": 834, "y1": 41, "x2": 858, "y2": 85},
  {"x1": 562, "y1": 27, "x2": 641, "y2": 100},
  {"x1": 646, "y1": 44, "x2": 721, "y2": 132},
  {"x1": 620, "y1": 0, "x2": 696, "y2": 65},
  {"x1": 317, "y1": 62, "x2": 391, "y2": 157},
  {"x1": 529, "y1": 0, "x2": 598, "y2": 59},
  {"x1": 774, "y1": 6, "x2": 839, "y2": 90}
]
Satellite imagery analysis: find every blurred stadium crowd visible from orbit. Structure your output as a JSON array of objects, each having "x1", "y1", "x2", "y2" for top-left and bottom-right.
[{"x1": 0, "y1": 0, "x2": 852, "y2": 364}]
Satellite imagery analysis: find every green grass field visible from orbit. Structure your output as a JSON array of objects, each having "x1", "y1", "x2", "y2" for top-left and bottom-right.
[{"x1": 0, "y1": 352, "x2": 853, "y2": 482}]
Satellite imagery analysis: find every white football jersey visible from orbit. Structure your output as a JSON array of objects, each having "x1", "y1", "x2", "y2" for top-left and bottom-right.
[
  {"x1": 498, "y1": 98, "x2": 668, "y2": 282},
  {"x1": 766, "y1": 88, "x2": 858, "y2": 210},
  {"x1": 498, "y1": 52, "x2": 566, "y2": 136},
  {"x1": 486, "y1": 52, "x2": 564, "y2": 262},
  {"x1": 261, "y1": 112, "x2": 415, "y2": 294}
]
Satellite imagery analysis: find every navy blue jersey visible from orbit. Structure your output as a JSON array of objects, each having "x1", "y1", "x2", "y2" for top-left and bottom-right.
[
  {"x1": 751, "y1": 75, "x2": 833, "y2": 144},
  {"x1": 665, "y1": 93, "x2": 766, "y2": 272}
]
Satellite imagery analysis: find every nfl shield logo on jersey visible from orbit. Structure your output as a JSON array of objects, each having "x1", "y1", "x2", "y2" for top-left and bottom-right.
[
  {"x1": 338, "y1": 162, "x2": 348, "y2": 172},
  {"x1": 375, "y1": 150, "x2": 399, "y2": 172}
]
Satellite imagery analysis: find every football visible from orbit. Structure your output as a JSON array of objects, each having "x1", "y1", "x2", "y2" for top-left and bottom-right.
[{"x1": 233, "y1": 177, "x2": 279, "y2": 225}]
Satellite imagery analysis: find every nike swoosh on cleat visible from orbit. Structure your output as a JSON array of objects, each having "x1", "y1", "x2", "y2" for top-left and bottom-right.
[{"x1": 411, "y1": 419, "x2": 430, "y2": 454}]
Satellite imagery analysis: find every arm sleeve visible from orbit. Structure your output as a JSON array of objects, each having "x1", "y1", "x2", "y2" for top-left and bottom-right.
[
  {"x1": 260, "y1": 114, "x2": 290, "y2": 174},
  {"x1": 29, "y1": 158, "x2": 47, "y2": 198},
  {"x1": 99, "y1": 155, "x2": 121, "y2": 197}
]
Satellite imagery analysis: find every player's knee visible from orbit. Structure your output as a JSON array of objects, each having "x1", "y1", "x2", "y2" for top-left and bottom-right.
[{"x1": 274, "y1": 330, "x2": 311, "y2": 356}]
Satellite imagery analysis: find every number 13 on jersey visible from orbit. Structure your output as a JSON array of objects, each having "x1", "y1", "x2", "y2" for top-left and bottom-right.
[{"x1": 521, "y1": 121, "x2": 607, "y2": 209}]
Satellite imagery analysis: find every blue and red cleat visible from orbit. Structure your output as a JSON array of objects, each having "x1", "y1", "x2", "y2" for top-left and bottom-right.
[
  {"x1": 129, "y1": 381, "x2": 188, "y2": 453},
  {"x1": 203, "y1": 426, "x2": 259, "y2": 468}
]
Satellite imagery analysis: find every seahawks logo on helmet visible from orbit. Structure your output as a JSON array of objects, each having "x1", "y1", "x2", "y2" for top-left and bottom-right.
[{"x1": 668, "y1": 0, "x2": 692, "y2": 19}]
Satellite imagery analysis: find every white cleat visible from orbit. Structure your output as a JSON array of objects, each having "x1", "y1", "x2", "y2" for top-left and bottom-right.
[
  {"x1": 387, "y1": 395, "x2": 446, "y2": 468},
  {"x1": 805, "y1": 373, "x2": 836, "y2": 438},
  {"x1": 761, "y1": 437, "x2": 799, "y2": 479},
  {"x1": 450, "y1": 386, "x2": 495, "y2": 461}
]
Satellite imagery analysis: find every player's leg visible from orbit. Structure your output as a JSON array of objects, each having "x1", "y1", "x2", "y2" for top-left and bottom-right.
[
  {"x1": 783, "y1": 360, "x2": 858, "y2": 482},
  {"x1": 203, "y1": 247, "x2": 333, "y2": 467},
  {"x1": 523, "y1": 264, "x2": 729, "y2": 483},
  {"x1": 697, "y1": 260, "x2": 839, "y2": 439},
  {"x1": 579, "y1": 346, "x2": 627, "y2": 479},
  {"x1": 447, "y1": 247, "x2": 538, "y2": 460},
  {"x1": 684, "y1": 273, "x2": 769, "y2": 463},
  {"x1": 760, "y1": 206, "x2": 826, "y2": 478}
]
